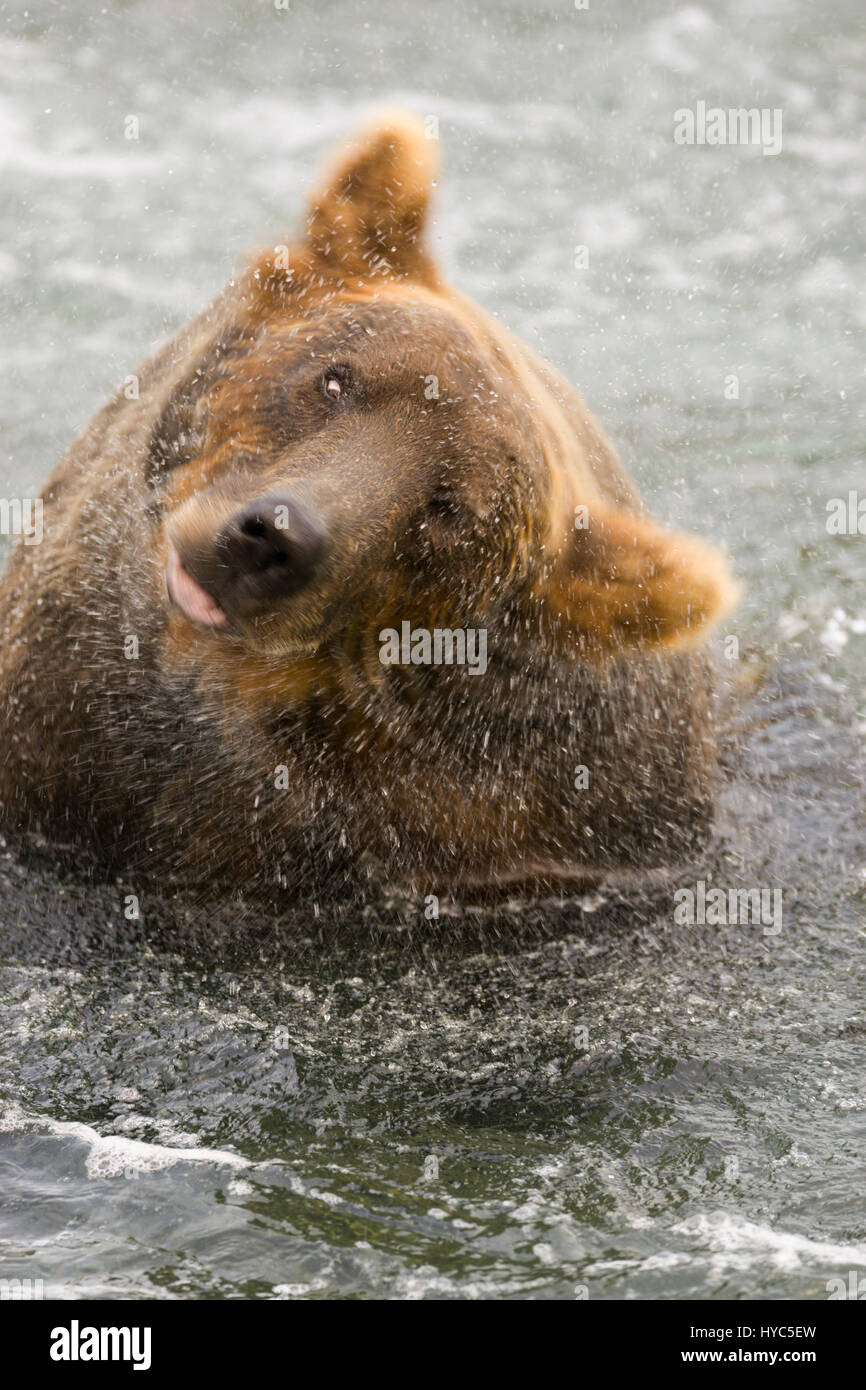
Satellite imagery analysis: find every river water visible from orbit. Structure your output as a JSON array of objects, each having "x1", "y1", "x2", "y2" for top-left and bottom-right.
[{"x1": 0, "y1": 0, "x2": 864, "y2": 1300}]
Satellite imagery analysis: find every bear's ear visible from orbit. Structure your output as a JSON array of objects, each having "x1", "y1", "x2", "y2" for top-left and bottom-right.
[
  {"x1": 305, "y1": 111, "x2": 439, "y2": 283},
  {"x1": 535, "y1": 502, "x2": 739, "y2": 655}
]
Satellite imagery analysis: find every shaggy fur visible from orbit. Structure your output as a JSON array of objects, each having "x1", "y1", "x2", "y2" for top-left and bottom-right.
[{"x1": 0, "y1": 113, "x2": 738, "y2": 901}]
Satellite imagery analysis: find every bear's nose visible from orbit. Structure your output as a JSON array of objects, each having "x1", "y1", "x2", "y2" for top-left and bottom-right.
[{"x1": 216, "y1": 493, "x2": 327, "y2": 601}]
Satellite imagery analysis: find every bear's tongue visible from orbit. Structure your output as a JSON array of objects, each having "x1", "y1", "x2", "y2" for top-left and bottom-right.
[{"x1": 165, "y1": 548, "x2": 227, "y2": 628}]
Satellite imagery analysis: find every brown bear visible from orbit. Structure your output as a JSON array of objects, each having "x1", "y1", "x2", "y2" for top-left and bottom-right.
[{"x1": 0, "y1": 113, "x2": 738, "y2": 903}]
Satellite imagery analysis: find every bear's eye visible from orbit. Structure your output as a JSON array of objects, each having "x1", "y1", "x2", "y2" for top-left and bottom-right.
[{"x1": 321, "y1": 366, "x2": 351, "y2": 403}]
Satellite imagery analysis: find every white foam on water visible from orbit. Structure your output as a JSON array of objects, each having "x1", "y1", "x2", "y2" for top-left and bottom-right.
[
  {"x1": 227, "y1": 1178, "x2": 255, "y2": 1197},
  {"x1": 673, "y1": 1212, "x2": 866, "y2": 1274},
  {"x1": 0, "y1": 1104, "x2": 251, "y2": 1177},
  {"x1": 272, "y1": 1281, "x2": 330, "y2": 1298},
  {"x1": 587, "y1": 1211, "x2": 866, "y2": 1279}
]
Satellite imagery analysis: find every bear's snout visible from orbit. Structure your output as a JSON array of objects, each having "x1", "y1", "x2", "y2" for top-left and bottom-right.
[
  {"x1": 216, "y1": 494, "x2": 327, "y2": 601},
  {"x1": 167, "y1": 492, "x2": 327, "y2": 630}
]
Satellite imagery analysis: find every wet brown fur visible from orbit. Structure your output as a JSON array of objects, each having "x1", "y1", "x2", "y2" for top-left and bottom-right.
[{"x1": 0, "y1": 113, "x2": 738, "y2": 902}]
